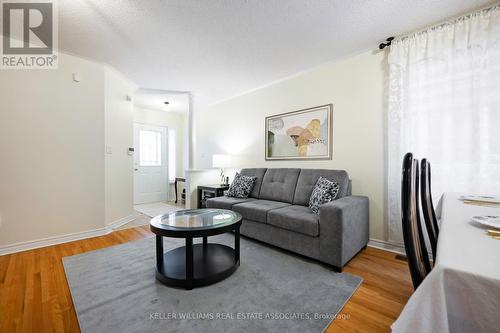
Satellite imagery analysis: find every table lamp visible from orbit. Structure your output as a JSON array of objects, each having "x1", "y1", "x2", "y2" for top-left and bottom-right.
[{"x1": 212, "y1": 154, "x2": 232, "y2": 186}]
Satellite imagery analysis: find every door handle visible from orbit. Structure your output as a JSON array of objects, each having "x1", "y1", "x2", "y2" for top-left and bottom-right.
[{"x1": 134, "y1": 168, "x2": 138, "y2": 171}]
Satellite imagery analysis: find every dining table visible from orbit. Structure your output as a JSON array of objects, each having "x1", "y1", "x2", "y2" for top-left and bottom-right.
[{"x1": 392, "y1": 192, "x2": 500, "y2": 333}]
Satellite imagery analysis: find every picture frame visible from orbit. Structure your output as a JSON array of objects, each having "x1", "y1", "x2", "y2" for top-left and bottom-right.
[{"x1": 265, "y1": 104, "x2": 333, "y2": 160}]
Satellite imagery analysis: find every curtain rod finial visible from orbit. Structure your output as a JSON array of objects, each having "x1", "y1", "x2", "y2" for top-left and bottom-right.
[{"x1": 379, "y1": 36, "x2": 395, "y2": 50}]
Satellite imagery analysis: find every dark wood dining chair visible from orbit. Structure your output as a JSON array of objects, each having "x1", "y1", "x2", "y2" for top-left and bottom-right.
[
  {"x1": 401, "y1": 153, "x2": 431, "y2": 289},
  {"x1": 420, "y1": 158, "x2": 439, "y2": 262}
]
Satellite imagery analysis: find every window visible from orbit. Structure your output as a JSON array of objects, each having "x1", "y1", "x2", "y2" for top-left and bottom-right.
[
  {"x1": 386, "y1": 7, "x2": 500, "y2": 243},
  {"x1": 168, "y1": 129, "x2": 176, "y2": 181},
  {"x1": 139, "y1": 130, "x2": 161, "y2": 166}
]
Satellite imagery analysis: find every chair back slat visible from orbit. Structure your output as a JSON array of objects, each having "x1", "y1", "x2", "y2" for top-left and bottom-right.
[
  {"x1": 420, "y1": 159, "x2": 439, "y2": 261},
  {"x1": 401, "y1": 153, "x2": 431, "y2": 289}
]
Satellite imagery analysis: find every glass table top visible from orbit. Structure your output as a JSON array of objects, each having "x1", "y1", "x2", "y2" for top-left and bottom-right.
[{"x1": 150, "y1": 209, "x2": 242, "y2": 231}]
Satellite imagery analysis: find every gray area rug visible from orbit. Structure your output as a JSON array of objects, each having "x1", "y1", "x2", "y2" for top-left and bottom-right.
[{"x1": 63, "y1": 234, "x2": 362, "y2": 333}]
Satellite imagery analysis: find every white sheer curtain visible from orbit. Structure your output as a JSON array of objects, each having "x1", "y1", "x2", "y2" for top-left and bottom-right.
[{"x1": 387, "y1": 5, "x2": 500, "y2": 243}]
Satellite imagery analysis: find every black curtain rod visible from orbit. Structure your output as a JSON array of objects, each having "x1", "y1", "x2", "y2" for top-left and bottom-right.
[{"x1": 379, "y1": 37, "x2": 394, "y2": 50}]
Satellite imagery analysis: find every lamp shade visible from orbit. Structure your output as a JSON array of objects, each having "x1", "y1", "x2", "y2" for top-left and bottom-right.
[{"x1": 212, "y1": 154, "x2": 232, "y2": 168}]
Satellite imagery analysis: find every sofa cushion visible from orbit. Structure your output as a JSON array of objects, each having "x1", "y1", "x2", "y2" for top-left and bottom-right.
[
  {"x1": 232, "y1": 200, "x2": 290, "y2": 223},
  {"x1": 293, "y1": 169, "x2": 350, "y2": 206},
  {"x1": 267, "y1": 205, "x2": 319, "y2": 237},
  {"x1": 206, "y1": 196, "x2": 257, "y2": 210},
  {"x1": 259, "y1": 168, "x2": 300, "y2": 204},
  {"x1": 240, "y1": 168, "x2": 267, "y2": 198}
]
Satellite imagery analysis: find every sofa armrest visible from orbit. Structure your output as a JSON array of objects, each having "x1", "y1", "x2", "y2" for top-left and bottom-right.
[{"x1": 318, "y1": 195, "x2": 369, "y2": 268}]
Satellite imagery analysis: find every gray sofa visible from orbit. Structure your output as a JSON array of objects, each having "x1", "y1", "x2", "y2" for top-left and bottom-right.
[{"x1": 206, "y1": 168, "x2": 369, "y2": 271}]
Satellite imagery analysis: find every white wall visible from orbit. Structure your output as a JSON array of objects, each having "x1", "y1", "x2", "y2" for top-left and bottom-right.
[
  {"x1": 195, "y1": 50, "x2": 389, "y2": 242},
  {"x1": 104, "y1": 67, "x2": 137, "y2": 225},
  {"x1": 0, "y1": 53, "x2": 139, "y2": 250},
  {"x1": 0, "y1": 53, "x2": 106, "y2": 246},
  {"x1": 133, "y1": 106, "x2": 188, "y2": 181},
  {"x1": 184, "y1": 169, "x2": 220, "y2": 209}
]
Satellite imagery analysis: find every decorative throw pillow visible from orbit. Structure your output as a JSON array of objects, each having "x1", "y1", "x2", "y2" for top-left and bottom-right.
[
  {"x1": 226, "y1": 173, "x2": 257, "y2": 199},
  {"x1": 308, "y1": 176, "x2": 340, "y2": 214}
]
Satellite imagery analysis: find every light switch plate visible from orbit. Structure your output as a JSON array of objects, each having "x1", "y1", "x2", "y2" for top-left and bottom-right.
[{"x1": 105, "y1": 146, "x2": 112, "y2": 154}]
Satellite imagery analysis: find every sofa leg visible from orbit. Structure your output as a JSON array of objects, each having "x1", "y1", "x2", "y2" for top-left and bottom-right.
[
  {"x1": 331, "y1": 265, "x2": 342, "y2": 273},
  {"x1": 363, "y1": 245, "x2": 367, "y2": 250}
]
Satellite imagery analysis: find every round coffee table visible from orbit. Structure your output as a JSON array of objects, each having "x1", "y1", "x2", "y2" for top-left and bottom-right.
[{"x1": 150, "y1": 209, "x2": 242, "y2": 290}]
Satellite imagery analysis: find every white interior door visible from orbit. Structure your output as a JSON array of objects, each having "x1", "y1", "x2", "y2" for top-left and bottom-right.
[{"x1": 133, "y1": 124, "x2": 169, "y2": 204}]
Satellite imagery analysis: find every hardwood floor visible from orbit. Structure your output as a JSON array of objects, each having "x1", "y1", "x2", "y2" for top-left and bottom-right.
[
  {"x1": 0, "y1": 225, "x2": 413, "y2": 333},
  {"x1": 327, "y1": 248, "x2": 413, "y2": 332}
]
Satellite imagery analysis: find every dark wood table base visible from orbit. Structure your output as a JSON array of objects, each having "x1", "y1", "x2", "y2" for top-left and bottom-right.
[
  {"x1": 174, "y1": 177, "x2": 186, "y2": 204},
  {"x1": 155, "y1": 229, "x2": 240, "y2": 290}
]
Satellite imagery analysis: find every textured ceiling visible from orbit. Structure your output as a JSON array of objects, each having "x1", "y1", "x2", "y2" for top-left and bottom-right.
[{"x1": 59, "y1": 0, "x2": 494, "y2": 105}]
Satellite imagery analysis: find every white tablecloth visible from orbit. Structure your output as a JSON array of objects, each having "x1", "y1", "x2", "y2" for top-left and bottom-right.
[{"x1": 392, "y1": 192, "x2": 500, "y2": 333}]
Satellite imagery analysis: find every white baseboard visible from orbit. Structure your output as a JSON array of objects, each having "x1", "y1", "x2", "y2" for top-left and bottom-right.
[
  {"x1": 1, "y1": 223, "x2": 408, "y2": 257},
  {"x1": 0, "y1": 213, "x2": 140, "y2": 256},
  {"x1": 0, "y1": 227, "x2": 108, "y2": 256},
  {"x1": 368, "y1": 238, "x2": 435, "y2": 263},
  {"x1": 368, "y1": 238, "x2": 405, "y2": 255},
  {"x1": 106, "y1": 213, "x2": 139, "y2": 230}
]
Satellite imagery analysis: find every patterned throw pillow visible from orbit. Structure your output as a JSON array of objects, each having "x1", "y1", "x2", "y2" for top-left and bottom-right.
[
  {"x1": 308, "y1": 176, "x2": 340, "y2": 214},
  {"x1": 226, "y1": 173, "x2": 258, "y2": 199}
]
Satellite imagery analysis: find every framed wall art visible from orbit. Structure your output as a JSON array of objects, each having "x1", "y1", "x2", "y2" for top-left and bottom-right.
[{"x1": 265, "y1": 104, "x2": 333, "y2": 160}]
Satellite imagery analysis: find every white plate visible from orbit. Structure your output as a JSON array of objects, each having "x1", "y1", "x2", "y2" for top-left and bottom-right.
[
  {"x1": 460, "y1": 195, "x2": 500, "y2": 204},
  {"x1": 472, "y1": 215, "x2": 500, "y2": 229}
]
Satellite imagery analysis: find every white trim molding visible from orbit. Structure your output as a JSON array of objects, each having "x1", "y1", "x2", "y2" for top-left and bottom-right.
[
  {"x1": 0, "y1": 213, "x2": 140, "y2": 256},
  {"x1": 0, "y1": 228, "x2": 108, "y2": 256},
  {"x1": 368, "y1": 238, "x2": 405, "y2": 255},
  {"x1": 368, "y1": 238, "x2": 434, "y2": 261},
  {"x1": 106, "y1": 213, "x2": 139, "y2": 230},
  {"x1": 1, "y1": 230, "x2": 419, "y2": 258},
  {"x1": 2, "y1": 228, "x2": 408, "y2": 259}
]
